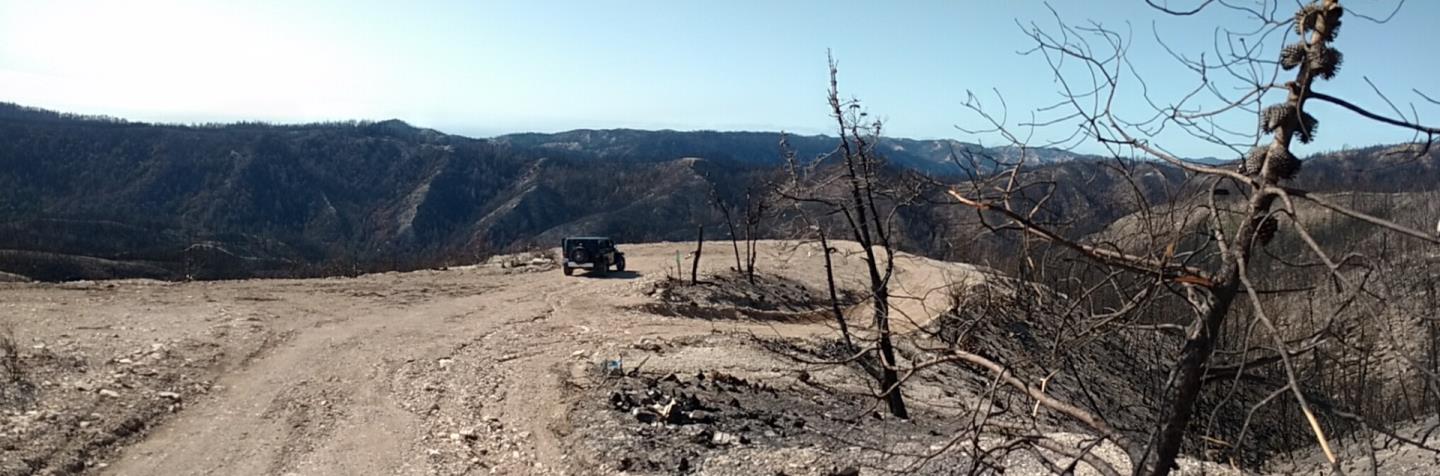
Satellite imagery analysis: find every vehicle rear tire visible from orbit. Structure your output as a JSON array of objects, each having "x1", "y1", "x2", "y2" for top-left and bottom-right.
[
  {"x1": 570, "y1": 248, "x2": 589, "y2": 264},
  {"x1": 563, "y1": 266, "x2": 573, "y2": 276}
]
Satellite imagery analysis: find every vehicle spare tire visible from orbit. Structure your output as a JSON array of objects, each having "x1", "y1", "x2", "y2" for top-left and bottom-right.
[{"x1": 570, "y1": 247, "x2": 589, "y2": 264}]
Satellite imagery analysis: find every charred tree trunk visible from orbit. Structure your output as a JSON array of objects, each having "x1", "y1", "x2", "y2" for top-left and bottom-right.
[
  {"x1": 1147, "y1": 257, "x2": 1242, "y2": 473},
  {"x1": 818, "y1": 229, "x2": 854, "y2": 350},
  {"x1": 871, "y1": 273, "x2": 906, "y2": 418},
  {"x1": 721, "y1": 208, "x2": 743, "y2": 273},
  {"x1": 744, "y1": 231, "x2": 758, "y2": 284},
  {"x1": 743, "y1": 222, "x2": 756, "y2": 284},
  {"x1": 741, "y1": 190, "x2": 769, "y2": 284},
  {"x1": 691, "y1": 225, "x2": 703, "y2": 285}
]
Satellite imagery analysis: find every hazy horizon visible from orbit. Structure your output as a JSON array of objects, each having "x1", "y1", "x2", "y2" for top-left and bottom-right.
[{"x1": 3, "y1": 0, "x2": 1436, "y2": 157}]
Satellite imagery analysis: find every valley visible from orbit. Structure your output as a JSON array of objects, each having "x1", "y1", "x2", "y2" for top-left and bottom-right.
[{"x1": 5, "y1": 0, "x2": 1440, "y2": 473}]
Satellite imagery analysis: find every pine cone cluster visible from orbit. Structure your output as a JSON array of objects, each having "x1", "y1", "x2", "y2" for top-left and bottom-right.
[
  {"x1": 1278, "y1": 43, "x2": 1342, "y2": 80},
  {"x1": 1243, "y1": 1, "x2": 1345, "y2": 247},
  {"x1": 1239, "y1": 144, "x2": 1301, "y2": 180},
  {"x1": 1261, "y1": 103, "x2": 1319, "y2": 143}
]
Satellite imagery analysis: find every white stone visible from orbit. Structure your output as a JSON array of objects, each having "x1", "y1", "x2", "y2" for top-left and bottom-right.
[{"x1": 712, "y1": 431, "x2": 740, "y2": 445}]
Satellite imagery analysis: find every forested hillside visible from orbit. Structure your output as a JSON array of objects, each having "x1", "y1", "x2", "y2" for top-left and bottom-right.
[{"x1": 1, "y1": 102, "x2": 1436, "y2": 281}]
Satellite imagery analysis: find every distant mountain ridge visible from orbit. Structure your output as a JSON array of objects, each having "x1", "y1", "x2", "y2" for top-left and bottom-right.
[
  {"x1": 0, "y1": 101, "x2": 1435, "y2": 281},
  {"x1": 493, "y1": 128, "x2": 1093, "y2": 174}
]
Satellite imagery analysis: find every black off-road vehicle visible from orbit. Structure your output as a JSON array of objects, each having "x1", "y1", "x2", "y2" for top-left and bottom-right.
[{"x1": 562, "y1": 237, "x2": 625, "y2": 276}]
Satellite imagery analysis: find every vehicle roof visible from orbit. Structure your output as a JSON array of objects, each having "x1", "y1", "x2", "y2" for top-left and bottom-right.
[{"x1": 564, "y1": 236, "x2": 612, "y2": 240}]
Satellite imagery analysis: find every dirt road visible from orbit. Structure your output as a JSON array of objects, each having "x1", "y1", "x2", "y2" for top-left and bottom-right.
[{"x1": 1, "y1": 241, "x2": 982, "y2": 475}]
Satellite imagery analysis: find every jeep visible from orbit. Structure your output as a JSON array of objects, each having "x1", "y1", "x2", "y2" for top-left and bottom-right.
[{"x1": 561, "y1": 237, "x2": 625, "y2": 276}]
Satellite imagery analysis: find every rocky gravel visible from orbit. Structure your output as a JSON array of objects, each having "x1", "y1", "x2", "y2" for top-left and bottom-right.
[
  {"x1": 0, "y1": 307, "x2": 278, "y2": 475},
  {"x1": 0, "y1": 241, "x2": 1355, "y2": 475}
]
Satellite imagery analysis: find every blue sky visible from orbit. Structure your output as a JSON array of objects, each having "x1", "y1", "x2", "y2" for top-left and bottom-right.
[{"x1": 1, "y1": 0, "x2": 1435, "y2": 158}]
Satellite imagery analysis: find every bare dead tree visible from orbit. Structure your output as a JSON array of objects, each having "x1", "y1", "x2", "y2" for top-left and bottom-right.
[
  {"x1": 708, "y1": 183, "x2": 746, "y2": 273},
  {"x1": 773, "y1": 53, "x2": 922, "y2": 418},
  {"x1": 934, "y1": 1, "x2": 1440, "y2": 474},
  {"x1": 742, "y1": 187, "x2": 772, "y2": 284},
  {"x1": 831, "y1": 64, "x2": 910, "y2": 419}
]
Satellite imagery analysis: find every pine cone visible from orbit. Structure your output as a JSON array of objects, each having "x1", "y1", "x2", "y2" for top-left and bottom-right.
[
  {"x1": 1294, "y1": 3, "x2": 1323, "y2": 35},
  {"x1": 1294, "y1": 2, "x2": 1342, "y2": 41},
  {"x1": 1297, "y1": 111, "x2": 1319, "y2": 143},
  {"x1": 1260, "y1": 103, "x2": 1319, "y2": 143},
  {"x1": 1280, "y1": 43, "x2": 1306, "y2": 70},
  {"x1": 1261, "y1": 103, "x2": 1291, "y2": 133},
  {"x1": 1255, "y1": 216, "x2": 1280, "y2": 246},
  {"x1": 1320, "y1": 4, "x2": 1344, "y2": 42},
  {"x1": 1266, "y1": 146, "x2": 1302, "y2": 180},
  {"x1": 1307, "y1": 44, "x2": 1343, "y2": 80},
  {"x1": 1242, "y1": 146, "x2": 1267, "y2": 175}
]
